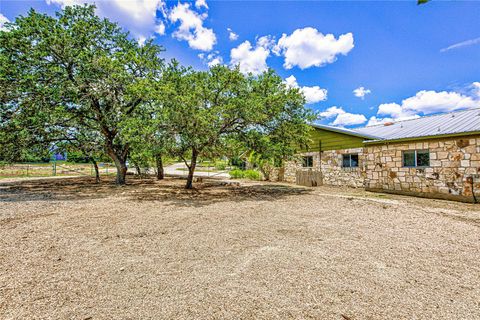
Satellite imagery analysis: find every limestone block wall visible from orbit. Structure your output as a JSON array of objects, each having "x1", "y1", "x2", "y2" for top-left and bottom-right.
[
  {"x1": 284, "y1": 147, "x2": 366, "y2": 188},
  {"x1": 364, "y1": 135, "x2": 480, "y2": 202}
]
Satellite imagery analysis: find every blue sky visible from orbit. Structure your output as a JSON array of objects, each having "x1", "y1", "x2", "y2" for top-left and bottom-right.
[{"x1": 1, "y1": 0, "x2": 479, "y2": 127}]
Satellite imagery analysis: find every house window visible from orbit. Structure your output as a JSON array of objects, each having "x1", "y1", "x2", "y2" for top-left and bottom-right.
[
  {"x1": 342, "y1": 154, "x2": 359, "y2": 168},
  {"x1": 302, "y1": 156, "x2": 313, "y2": 167},
  {"x1": 403, "y1": 150, "x2": 429, "y2": 167}
]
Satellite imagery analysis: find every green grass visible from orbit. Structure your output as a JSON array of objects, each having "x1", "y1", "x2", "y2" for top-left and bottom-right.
[
  {"x1": 229, "y1": 169, "x2": 262, "y2": 180},
  {"x1": 197, "y1": 160, "x2": 229, "y2": 171}
]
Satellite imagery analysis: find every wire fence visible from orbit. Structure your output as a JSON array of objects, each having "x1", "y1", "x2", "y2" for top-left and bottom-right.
[{"x1": 0, "y1": 162, "x2": 117, "y2": 179}]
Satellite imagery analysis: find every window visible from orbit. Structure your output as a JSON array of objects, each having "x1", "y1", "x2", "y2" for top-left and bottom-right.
[
  {"x1": 302, "y1": 156, "x2": 313, "y2": 167},
  {"x1": 342, "y1": 154, "x2": 359, "y2": 168},
  {"x1": 403, "y1": 150, "x2": 429, "y2": 167}
]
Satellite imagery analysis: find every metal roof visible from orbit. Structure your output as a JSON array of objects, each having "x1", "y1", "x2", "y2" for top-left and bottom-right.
[
  {"x1": 310, "y1": 123, "x2": 380, "y2": 140},
  {"x1": 354, "y1": 108, "x2": 480, "y2": 142}
]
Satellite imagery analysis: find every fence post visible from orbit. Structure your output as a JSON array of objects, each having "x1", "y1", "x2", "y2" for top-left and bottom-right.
[
  {"x1": 26, "y1": 164, "x2": 29, "y2": 177},
  {"x1": 53, "y1": 161, "x2": 56, "y2": 176}
]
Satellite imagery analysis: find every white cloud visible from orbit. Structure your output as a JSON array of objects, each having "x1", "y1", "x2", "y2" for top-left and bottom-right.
[
  {"x1": 274, "y1": 27, "x2": 354, "y2": 69},
  {"x1": 377, "y1": 102, "x2": 417, "y2": 119},
  {"x1": 168, "y1": 2, "x2": 216, "y2": 51},
  {"x1": 195, "y1": 0, "x2": 208, "y2": 9},
  {"x1": 366, "y1": 116, "x2": 395, "y2": 126},
  {"x1": 440, "y1": 37, "x2": 480, "y2": 52},
  {"x1": 284, "y1": 75, "x2": 327, "y2": 104},
  {"x1": 256, "y1": 35, "x2": 276, "y2": 50},
  {"x1": 367, "y1": 103, "x2": 419, "y2": 126},
  {"x1": 368, "y1": 84, "x2": 480, "y2": 126},
  {"x1": 0, "y1": 13, "x2": 9, "y2": 31},
  {"x1": 199, "y1": 51, "x2": 223, "y2": 67},
  {"x1": 319, "y1": 106, "x2": 345, "y2": 119},
  {"x1": 401, "y1": 90, "x2": 480, "y2": 114},
  {"x1": 353, "y1": 86, "x2": 371, "y2": 99},
  {"x1": 471, "y1": 82, "x2": 480, "y2": 98},
  {"x1": 227, "y1": 27, "x2": 238, "y2": 41},
  {"x1": 155, "y1": 22, "x2": 166, "y2": 35},
  {"x1": 207, "y1": 56, "x2": 222, "y2": 67},
  {"x1": 319, "y1": 106, "x2": 366, "y2": 126},
  {"x1": 45, "y1": 0, "x2": 166, "y2": 41},
  {"x1": 230, "y1": 40, "x2": 270, "y2": 75},
  {"x1": 332, "y1": 112, "x2": 367, "y2": 126}
]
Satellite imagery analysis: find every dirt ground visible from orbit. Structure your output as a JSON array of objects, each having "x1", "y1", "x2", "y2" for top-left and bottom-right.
[{"x1": 1, "y1": 177, "x2": 479, "y2": 320}]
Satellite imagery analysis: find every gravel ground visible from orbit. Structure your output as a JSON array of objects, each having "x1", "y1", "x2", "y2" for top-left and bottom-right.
[{"x1": 1, "y1": 177, "x2": 479, "y2": 320}]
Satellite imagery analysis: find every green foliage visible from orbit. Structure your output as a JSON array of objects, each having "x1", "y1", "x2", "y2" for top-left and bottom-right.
[
  {"x1": 215, "y1": 162, "x2": 227, "y2": 170},
  {"x1": 0, "y1": 4, "x2": 164, "y2": 184},
  {"x1": 243, "y1": 169, "x2": 262, "y2": 180},
  {"x1": 159, "y1": 63, "x2": 256, "y2": 188},
  {"x1": 1, "y1": 5, "x2": 313, "y2": 187},
  {"x1": 229, "y1": 169, "x2": 262, "y2": 180},
  {"x1": 160, "y1": 63, "x2": 313, "y2": 188},
  {"x1": 229, "y1": 169, "x2": 245, "y2": 179}
]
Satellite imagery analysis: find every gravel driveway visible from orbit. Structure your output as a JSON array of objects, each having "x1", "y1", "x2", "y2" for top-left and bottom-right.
[{"x1": 1, "y1": 177, "x2": 479, "y2": 319}]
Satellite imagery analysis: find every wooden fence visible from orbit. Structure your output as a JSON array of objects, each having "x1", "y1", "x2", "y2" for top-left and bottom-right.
[
  {"x1": 0, "y1": 162, "x2": 115, "y2": 179},
  {"x1": 295, "y1": 169, "x2": 323, "y2": 187}
]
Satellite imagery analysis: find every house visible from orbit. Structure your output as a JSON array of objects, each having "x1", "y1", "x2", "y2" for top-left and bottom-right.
[{"x1": 283, "y1": 108, "x2": 480, "y2": 203}]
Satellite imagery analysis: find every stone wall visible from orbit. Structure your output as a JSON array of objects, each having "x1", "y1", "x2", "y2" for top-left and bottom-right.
[
  {"x1": 282, "y1": 134, "x2": 480, "y2": 202},
  {"x1": 284, "y1": 147, "x2": 366, "y2": 188},
  {"x1": 364, "y1": 135, "x2": 480, "y2": 202}
]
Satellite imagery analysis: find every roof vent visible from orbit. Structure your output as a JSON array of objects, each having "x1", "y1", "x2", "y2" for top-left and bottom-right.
[
  {"x1": 384, "y1": 122, "x2": 394, "y2": 126},
  {"x1": 452, "y1": 114, "x2": 455, "y2": 118},
  {"x1": 438, "y1": 126, "x2": 441, "y2": 131}
]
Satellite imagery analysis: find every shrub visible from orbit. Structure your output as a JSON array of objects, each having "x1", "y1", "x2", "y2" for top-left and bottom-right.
[
  {"x1": 243, "y1": 169, "x2": 262, "y2": 181},
  {"x1": 229, "y1": 169, "x2": 262, "y2": 180},
  {"x1": 229, "y1": 169, "x2": 245, "y2": 179},
  {"x1": 215, "y1": 162, "x2": 227, "y2": 170}
]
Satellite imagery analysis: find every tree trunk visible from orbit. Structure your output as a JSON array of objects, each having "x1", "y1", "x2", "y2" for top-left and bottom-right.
[
  {"x1": 185, "y1": 150, "x2": 198, "y2": 189},
  {"x1": 91, "y1": 158, "x2": 100, "y2": 183},
  {"x1": 114, "y1": 159, "x2": 127, "y2": 185},
  {"x1": 259, "y1": 165, "x2": 270, "y2": 181},
  {"x1": 155, "y1": 154, "x2": 164, "y2": 180},
  {"x1": 135, "y1": 164, "x2": 141, "y2": 176},
  {"x1": 107, "y1": 149, "x2": 128, "y2": 185}
]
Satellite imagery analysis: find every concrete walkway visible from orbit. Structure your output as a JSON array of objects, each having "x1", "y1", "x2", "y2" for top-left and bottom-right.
[{"x1": 164, "y1": 162, "x2": 231, "y2": 179}]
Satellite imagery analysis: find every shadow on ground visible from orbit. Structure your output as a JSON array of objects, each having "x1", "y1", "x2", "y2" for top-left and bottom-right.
[{"x1": 0, "y1": 176, "x2": 311, "y2": 207}]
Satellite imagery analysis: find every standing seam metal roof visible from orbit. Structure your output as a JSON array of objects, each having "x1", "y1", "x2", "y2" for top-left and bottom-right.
[{"x1": 353, "y1": 108, "x2": 480, "y2": 141}]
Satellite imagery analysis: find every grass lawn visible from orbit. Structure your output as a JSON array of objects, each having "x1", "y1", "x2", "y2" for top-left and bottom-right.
[{"x1": 0, "y1": 177, "x2": 479, "y2": 319}]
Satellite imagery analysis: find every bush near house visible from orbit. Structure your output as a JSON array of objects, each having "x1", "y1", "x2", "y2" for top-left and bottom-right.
[{"x1": 229, "y1": 169, "x2": 262, "y2": 180}]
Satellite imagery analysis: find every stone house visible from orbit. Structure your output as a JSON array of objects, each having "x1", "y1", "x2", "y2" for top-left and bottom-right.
[{"x1": 283, "y1": 108, "x2": 480, "y2": 203}]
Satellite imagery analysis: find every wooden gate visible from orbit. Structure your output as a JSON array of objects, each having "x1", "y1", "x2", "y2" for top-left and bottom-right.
[{"x1": 295, "y1": 169, "x2": 322, "y2": 187}]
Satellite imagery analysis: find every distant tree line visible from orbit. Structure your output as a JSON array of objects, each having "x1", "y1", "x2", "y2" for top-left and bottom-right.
[{"x1": 0, "y1": 5, "x2": 314, "y2": 189}]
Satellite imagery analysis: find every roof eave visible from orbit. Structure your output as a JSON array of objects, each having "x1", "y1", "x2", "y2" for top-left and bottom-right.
[{"x1": 310, "y1": 123, "x2": 381, "y2": 140}]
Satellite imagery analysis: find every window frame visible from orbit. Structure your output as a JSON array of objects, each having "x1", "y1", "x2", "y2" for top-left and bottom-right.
[
  {"x1": 302, "y1": 156, "x2": 313, "y2": 168},
  {"x1": 342, "y1": 153, "x2": 359, "y2": 168},
  {"x1": 402, "y1": 149, "x2": 430, "y2": 168}
]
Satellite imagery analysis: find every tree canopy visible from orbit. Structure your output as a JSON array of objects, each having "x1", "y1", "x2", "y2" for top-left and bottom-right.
[
  {"x1": 0, "y1": 4, "x2": 316, "y2": 189},
  {"x1": 0, "y1": 5, "x2": 164, "y2": 184}
]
